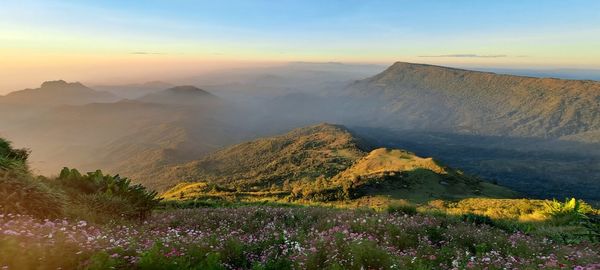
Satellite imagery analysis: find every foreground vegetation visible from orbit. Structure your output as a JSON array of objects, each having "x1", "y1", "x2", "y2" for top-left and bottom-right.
[
  {"x1": 0, "y1": 138, "x2": 160, "y2": 223},
  {"x1": 2, "y1": 137, "x2": 599, "y2": 269},
  {"x1": 1, "y1": 206, "x2": 599, "y2": 269}
]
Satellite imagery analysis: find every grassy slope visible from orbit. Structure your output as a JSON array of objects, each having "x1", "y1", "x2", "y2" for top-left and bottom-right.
[
  {"x1": 162, "y1": 123, "x2": 516, "y2": 203},
  {"x1": 159, "y1": 123, "x2": 366, "y2": 190}
]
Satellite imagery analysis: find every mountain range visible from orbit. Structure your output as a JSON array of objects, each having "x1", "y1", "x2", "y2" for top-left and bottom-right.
[
  {"x1": 0, "y1": 80, "x2": 117, "y2": 106},
  {"x1": 0, "y1": 62, "x2": 598, "y2": 202}
]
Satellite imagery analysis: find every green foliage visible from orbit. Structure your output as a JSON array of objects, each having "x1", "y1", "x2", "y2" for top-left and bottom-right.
[
  {"x1": 0, "y1": 138, "x2": 64, "y2": 218},
  {"x1": 542, "y1": 198, "x2": 593, "y2": 225},
  {"x1": 461, "y1": 213, "x2": 494, "y2": 226},
  {"x1": 387, "y1": 201, "x2": 418, "y2": 215},
  {"x1": 86, "y1": 252, "x2": 123, "y2": 270},
  {"x1": 583, "y1": 214, "x2": 600, "y2": 242},
  {"x1": 136, "y1": 243, "x2": 226, "y2": 270},
  {"x1": 57, "y1": 167, "x2": 161, "y2": 221},
  {"x1": 0, "y1": 138, "x2": 29, "y2": 171},
  {"x1": 1, "y1": 137, "x2": 161, "y2": 221},
  {"x1": 0, "y1": 173, "x2": 65, "y2": 218}
]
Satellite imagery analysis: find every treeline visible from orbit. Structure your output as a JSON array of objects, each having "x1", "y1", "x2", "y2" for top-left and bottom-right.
[{"x1": 0, "y1": 138, "x2": 160, "y2": 222}]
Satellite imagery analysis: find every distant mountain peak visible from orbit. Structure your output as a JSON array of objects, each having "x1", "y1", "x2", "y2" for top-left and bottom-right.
[
  {"x1": 137, "y1": 85, "x2": 217, "y2": 105},
  {"x1": 40, "y1": 80, "x2": 86, "y2": 89},
  {"x1": 165, "y1": 85, "x2": 213, "y2": 96},
  {"x1": 1, "y1": 80, "x2": 116, "y2": 106}
]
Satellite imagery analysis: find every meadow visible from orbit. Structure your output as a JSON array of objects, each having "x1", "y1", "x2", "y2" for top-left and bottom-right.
[
  {"x1": 2, "y1": 138, "x2": 600, "y2": 269},
  {"x1": 2, "y1": 206, "x2": 599, "y2": 270}
]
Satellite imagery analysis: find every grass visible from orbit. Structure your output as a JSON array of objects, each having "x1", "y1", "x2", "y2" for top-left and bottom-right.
[
  {"x1": 1, "y1": 206, "x2": 599, "y2": 269},
  {"x1": 2, "y1": 135, "x2": 599, "y2": 268}
]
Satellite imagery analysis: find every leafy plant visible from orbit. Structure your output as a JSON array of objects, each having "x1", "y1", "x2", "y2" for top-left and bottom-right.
[
  {"x1": 542, "y1": 198, "x2": 592, "y2": 225},
  {"x1": 0, "y1": 172, "x2": 65, "y2": 218},
  {"x1": 0, "y1": 138, "x2": 64, "y2": 218},
  {"x1": 57, "y1": 167, "x2": 161, "y2": 221},
  {"x1": 387, "y1": 201, "x2": 418, "y2": 216}
]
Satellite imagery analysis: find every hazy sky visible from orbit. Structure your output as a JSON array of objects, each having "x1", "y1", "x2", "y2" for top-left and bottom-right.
[{"x1": 1, "y1": 0, "x2": 600, "y2": 93}]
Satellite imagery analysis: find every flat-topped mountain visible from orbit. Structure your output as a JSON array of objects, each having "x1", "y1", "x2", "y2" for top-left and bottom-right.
[
  {"x1": 344, "y1": 62, "x2": 600, "y2": 140},
  {"x1": 0, "y1": 80, "x2": 117, "y2": 106},
  {"x1": 161, "y1": 123, "x2": 516, "y2": 202}
]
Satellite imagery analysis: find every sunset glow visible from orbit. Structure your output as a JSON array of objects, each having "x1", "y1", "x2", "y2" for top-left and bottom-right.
[{"x1": 1, "y1": 0, "x2": 599, "y2": 92}]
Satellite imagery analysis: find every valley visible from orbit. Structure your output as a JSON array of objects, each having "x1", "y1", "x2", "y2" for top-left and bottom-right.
[
  {"x1": 3, "y1": 2, "x2": 600, "y2": 268},
  {"x1": 2, "y1": 61, "x2": 599, "y2": 269}
]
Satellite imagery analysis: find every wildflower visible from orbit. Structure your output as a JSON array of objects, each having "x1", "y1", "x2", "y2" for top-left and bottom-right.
[{"x1": 3, "y1": 230, "x2": 19, "y2": 236}]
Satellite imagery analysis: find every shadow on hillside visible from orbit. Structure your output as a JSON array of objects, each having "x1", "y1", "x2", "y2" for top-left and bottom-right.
[
  {"x1": 349, "y1": 167, "x2": 516, "y2": 204},
  {"x1": 350, "y1": 126, "x2": 600, "y2": 203}
]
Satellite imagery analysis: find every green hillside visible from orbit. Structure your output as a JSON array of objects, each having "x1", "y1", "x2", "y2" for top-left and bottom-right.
[
  {"x1": 161, "y1": 123, "x2": 516, "y2": 203},
  {"x1": 158, "y1": 123, "x2": 366, "y2": 191}
]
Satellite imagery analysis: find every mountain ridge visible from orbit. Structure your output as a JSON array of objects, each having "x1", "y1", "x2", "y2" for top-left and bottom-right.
[
  {"x1": 137, "y1": 85, "x2": 218, "y2": 105},
  {"x1": 344, "y1": 62, "x2": 600, "y2": 139},
  {"x1": 160, "y1": 123, "x2": 516, "y2": 202},
  {"x1": 0, "y1": 80, "x2": 117, "y2": 106}
]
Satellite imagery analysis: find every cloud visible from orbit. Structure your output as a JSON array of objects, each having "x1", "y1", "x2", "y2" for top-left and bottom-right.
[
  {"x1": 130, "y1": 51, "x2": 165, "y2": 55},
  {"x1": 419, "y1": 54, "x2": 507, "y2": 58}
]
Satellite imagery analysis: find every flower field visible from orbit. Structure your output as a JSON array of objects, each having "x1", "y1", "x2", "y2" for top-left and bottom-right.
[{"x1": 1, "y1": 206, "x2": 599, "y2": 270}]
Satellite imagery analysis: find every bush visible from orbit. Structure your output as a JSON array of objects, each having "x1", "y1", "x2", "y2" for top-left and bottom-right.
[
  {"x1": 461, "y1": 213, "x2": 494, "y2": 226},
  {"x1": 56, "y1": 168, "x2": 161, "y2": 221},
  {"x1": 0, "y1": 172, "x2": 65, "y2": 218},
  {"x1": 542, "y1": 198, "x2": 593, "y2": 225},
  {"x1": 0, "y1": 138, "x2": 29, "y2": 171},
  {"x1": 0, "y1": 139, "x2": 64, "y2": 218},
  {"x1": 387, "y1": 201, "x2": 418, "y2": 216}
]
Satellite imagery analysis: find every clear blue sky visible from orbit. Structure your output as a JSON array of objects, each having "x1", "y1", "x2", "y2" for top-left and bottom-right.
[{"x1": 1, "y1": 0, "x2": 599, "y2": 91}]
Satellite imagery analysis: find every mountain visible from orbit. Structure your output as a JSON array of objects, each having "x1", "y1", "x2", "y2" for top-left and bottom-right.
[
  {"x1": 93, "y1": 81, "x2": 174, "y2": 99},
  {"x1": 0, "y1": 92, "x2": 249, "y2": 181},
  {"x1": 180, "y1": 62, "x2": 385, "y2": 102},
  {"x1": 160, "y1": 123, "x2": 516, "y2": 202},
  {"x1": 343, "y1": 62, "x2": 600, "y2": 140},
  {"x1": 137, "y1": 85, "x2": 218, "y2": 106},
  {"x1": 154, "y1": 123, "x2": 365, "y2": 191},
  {"x1": 0, "y1": 80, "x2": 118, "y2": 106}
]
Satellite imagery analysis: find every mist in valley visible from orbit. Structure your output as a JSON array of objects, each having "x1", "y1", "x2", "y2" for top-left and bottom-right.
[{"x1": 1, "y1": 61, "x2": 599, "y2": 203}]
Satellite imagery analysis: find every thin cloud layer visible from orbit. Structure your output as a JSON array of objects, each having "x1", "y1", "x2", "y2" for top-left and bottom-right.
[
  {"x1": 419, "y1": 54, "x2": 508, "y2": 58},
  {"x1": 130, "y1": 52, "x2": 165, "y2": 55}
]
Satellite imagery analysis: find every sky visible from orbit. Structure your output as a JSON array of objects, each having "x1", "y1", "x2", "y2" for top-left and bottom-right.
[{"x1": 1, "y1": 0, "x2": 600, "y2": 93}]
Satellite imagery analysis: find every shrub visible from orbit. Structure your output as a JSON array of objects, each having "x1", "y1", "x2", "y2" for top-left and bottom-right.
[
  {"x1": 542, "y1": 198, "x2": 593, "y2": 225},
  {"x1": 56, "y1": 168, "x2": 161, "y2": 221},
  {"x1": 0, "y1": 139, "x2": 64, "y2": 218},
  {"x1": 0, "y1": 138, "x2": 29, "y2": 172},
  {"x1": 0, "y1": 172, "x2": 65, "y2": 218},
  {"x1": 387, "y1": 201, "x2": 418, "y2": 216},
  {"x1": 348, "y1": 240, "x2": 393, "y2": 270},
  {"x1": 461, "y1": 213, "x2": 494, "y2": 226}
]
